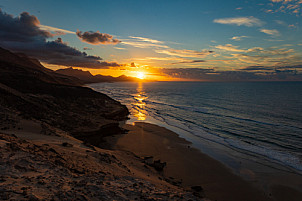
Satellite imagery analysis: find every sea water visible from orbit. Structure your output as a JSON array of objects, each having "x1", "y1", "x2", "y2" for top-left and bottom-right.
[{"x1": 89, "y1": 81, "x2": 302, "y2": 176}]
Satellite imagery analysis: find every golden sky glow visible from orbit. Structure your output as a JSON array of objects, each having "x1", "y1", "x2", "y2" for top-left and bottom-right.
[
  {"x1": 1, "y1": 1, "x2": 302, "y2": 82},
  {"x1": 43, "y1": 62, "x2": 190, "y2": 81}
]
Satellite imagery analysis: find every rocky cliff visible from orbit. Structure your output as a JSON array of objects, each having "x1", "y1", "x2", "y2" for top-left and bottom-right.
[{"x1": 0, "y1": 47, "x2": 129, "y2": 136}]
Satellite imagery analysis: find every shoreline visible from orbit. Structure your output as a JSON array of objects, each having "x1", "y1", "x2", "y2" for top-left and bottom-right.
[
  {"x1": 103, "y1": 121, "x2": 302, "y2": 201},
  {"x1": 89, "y1": 81, "x2": 302, "y2": 178}
]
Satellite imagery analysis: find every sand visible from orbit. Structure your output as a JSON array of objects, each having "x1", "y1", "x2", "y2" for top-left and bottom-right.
[
  {"x1": 104, "y1": 122, "x2": 302, "y2": 201},
  {"x1": 0, "y1": 119, "x2": 203, "y2": 200}
]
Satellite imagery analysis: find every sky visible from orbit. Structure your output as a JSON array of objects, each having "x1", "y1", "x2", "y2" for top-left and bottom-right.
[{"x1": 0, "y1": 0, "x2": 302, "y2": 81}]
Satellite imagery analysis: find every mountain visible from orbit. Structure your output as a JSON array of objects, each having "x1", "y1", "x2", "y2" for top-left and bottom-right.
[
  {"x1": 56, "y1": 67, "x2": 142, "y2": 83},
  {"x1": 55, "y1": 67, "x2": 97, "y2": 83}
]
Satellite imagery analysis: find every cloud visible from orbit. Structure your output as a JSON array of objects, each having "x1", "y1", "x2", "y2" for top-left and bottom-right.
[
  {"x1": 210, "y1": 42, "x2": 300, "y2": 68},
  {"x1": 0, "y1": 9, "x2": 54, "y2": 42},
  {"x1": 275, "y1": 20, "x2": 287, "y2": 26},
  {"x1": 240, "y1": 66, "x2": 273, "y2": 71},
  {"x1": 76, "y1": 30, "x2": 121, "y2": 45},
  {"x1": 0, "y1": 10, "x2": 121, "y2": 69},
  {"x1": 260, "y1": 29, "x2": 280, "y2": 36},
  {"x1": 213, "y1": 16, "x2": 264, "y2": 27},
  {"x1": 268, "y1": 0, "x2": 301, "y2": 14},
  {"x1": 215, "y1": 44, "x2": 246, "y2": 52},
  {"x1": 230, "y1": 48, "x2": 297, "y2": 66},
  {"x1": 288, "y1": 24, "x2": 297, "y2": 28},
  {"x1": 39, "y1": 24, "x2": 75, "y2": 35},
  {"x1": 155, "y1": 48, "x2": 214, "y2": 58},
  {"x1": 114, "y1": 47, "x2": 126, "y2": 50},
  {"x1": 231, "y1": 36, "x2": 249, "y2": 41},
  {"x1": 121, "y1": 40, "x2": 169, "y2": 48},
  {"x1": 130, "y1": 62, "x2": 136, "y2": 67},
  {"x1": 129, "y1": 36, "x2": 164, "y2": 44},
  {"x1": 159, "y1": 67, "x2": 302, "y2": 81},
  {"x1": 121, "y1": 36, "x2": 213, "y2": 62},
  {"x1": 134, "y1": 57, "x2": 185, "y2": 61},
  {"x1": 2, "y1": 38, "x2": 120, "y2": 68},
  {"x1": 121, "y1": 36, "x2": 169, "y2": 49},
  {"x1": 170, "y1": 60, "x2": 206, "y2": 64},
  {"x1": 241, "y1": 65, "x2": 302, "y2": 72}
]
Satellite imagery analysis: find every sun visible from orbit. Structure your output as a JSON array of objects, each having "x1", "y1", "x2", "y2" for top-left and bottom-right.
[{"x1": 137, "y1": 72, "x2": 145, "y2": 79}]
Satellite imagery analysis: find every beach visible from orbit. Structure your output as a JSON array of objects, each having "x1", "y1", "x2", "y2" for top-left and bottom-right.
[{"x1": 103, "y1": 122, "x2": 302, "y2": 201}]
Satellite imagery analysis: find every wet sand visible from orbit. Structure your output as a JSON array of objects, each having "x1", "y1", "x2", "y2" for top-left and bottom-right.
[{"x1": 105, "y1": 122, "x2": 302, "y2": 201}]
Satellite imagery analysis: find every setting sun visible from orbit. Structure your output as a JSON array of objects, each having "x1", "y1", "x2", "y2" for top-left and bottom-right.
[{"x1": 137, "y1": 72, "x2": 145, "y2": 79}]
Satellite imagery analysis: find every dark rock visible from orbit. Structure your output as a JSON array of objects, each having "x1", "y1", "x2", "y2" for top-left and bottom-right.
[
  {"x1": 143, "y1": 156, "x2": 154, "y2": 165},
  {"x1": 72, "y1": 123, "x2": 125, "y2": 147},
  {"x1": 152, "y1": 160, "x2": 166, "y2": 171},
  {"x1": 48, "y1": 148, "x2": 58, "y2": 154},
  {"x1": 82, "y1": 142, "x2": 96, "y2": 151},
  {"x1": 62, "y1": 142, "x2": 73, "y2": 147},
  {"x1": 191, "y1": 185, "x2": 203, "y2": 192}
]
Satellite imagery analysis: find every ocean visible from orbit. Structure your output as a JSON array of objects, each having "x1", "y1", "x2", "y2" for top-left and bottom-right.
[{"x1": 89, "y1": 81, "x2": 302, "y2": 176}]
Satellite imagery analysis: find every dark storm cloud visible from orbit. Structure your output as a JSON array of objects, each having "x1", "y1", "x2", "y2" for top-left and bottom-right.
[
  {"x1": 0, "y1": 10, "x2": 121, "y2": 69},
  {"x1": 0, "y1": 9, "x2": 53, "y2": 42},
  {"x1": 1, "y1": 38, "x2": 120, "y2": 68},
  {"x1": 76, "y1": 30, "x2": 121, "y2": 45}
]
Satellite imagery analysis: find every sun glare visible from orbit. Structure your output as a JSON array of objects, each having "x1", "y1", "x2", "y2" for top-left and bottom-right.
[{"x1": 137, "y1": 72, "x2": 145, "y2": 79}]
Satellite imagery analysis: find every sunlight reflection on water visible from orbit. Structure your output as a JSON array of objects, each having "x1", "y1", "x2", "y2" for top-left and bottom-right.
[{"x1": 132, "y1": 82, "x2": 147, "y2": 121}]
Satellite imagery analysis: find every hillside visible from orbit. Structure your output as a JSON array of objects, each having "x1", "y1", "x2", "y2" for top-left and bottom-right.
[{"x1": 0, "y1": 47, "x2": 129, "y2": 134}]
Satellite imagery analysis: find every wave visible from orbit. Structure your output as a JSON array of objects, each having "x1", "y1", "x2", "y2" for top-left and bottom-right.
[
  {"x1": 144, "y1": 99, "x2": 209, "y2": 113},
  {"x1": 143, "y1": 99, "x2": 302, "y2": 132},
  {"x1": 144, "y1": 106, "x2": 302, "y2": 173}
]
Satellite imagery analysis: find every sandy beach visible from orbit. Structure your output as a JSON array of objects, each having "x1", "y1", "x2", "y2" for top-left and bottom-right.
[{"x1": 103, "y1": 122, "x2": 302, "y2": 201}]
